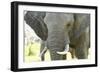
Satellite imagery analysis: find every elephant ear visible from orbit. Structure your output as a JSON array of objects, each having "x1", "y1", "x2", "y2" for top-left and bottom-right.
[
  {"x1": 72, "y1": 14, "x2": 90, "y2": 38},
  {"x1": 24, "y1": 11, "x2": 48, "y2": 41}
]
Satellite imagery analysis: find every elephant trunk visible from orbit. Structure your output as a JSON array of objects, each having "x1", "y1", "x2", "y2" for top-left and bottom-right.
[{"x1": 57, "y1": 32, "x2": 70, "y2": 55}]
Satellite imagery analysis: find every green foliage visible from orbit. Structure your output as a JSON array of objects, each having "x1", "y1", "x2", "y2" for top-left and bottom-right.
[{"x1": 24, "y1": 42, "x2": 51, "y2": 62}]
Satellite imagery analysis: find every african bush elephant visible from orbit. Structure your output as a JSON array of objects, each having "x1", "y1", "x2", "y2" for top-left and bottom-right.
[{"x1": 24, "y1": 11, "x2": 90, "y2": 61}]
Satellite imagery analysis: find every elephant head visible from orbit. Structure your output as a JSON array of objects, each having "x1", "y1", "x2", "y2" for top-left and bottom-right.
[
  {"x1": 44, "y1": 13, "x2": 74, "y2": 55},
  {"x1": 42, "y1": 13, "x2": 90, "y2": 60}
]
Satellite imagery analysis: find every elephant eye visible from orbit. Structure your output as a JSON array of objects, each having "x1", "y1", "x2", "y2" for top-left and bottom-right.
[{"x1": 67, "y1": 23, "x2": 71, "y2": 27}]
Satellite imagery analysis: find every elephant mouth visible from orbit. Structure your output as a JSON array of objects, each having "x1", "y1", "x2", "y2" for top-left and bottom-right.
[{"x1": 57, "y1": 44, "x2": 69, "y2": 55}]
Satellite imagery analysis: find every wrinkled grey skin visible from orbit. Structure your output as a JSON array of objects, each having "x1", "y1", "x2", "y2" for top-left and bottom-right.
[
  {"x1": 24, "y1": 11, "x2": 48, "y2": 41},
  {"x1": 24, "y1": 11, "x2": 90, "y2": 61},
  {"x1": 69, "y1": 14, "x2": 90, "y2": 59},
  {"x1": 40, "y1": 13, "x2": 90, "y2": 61}
]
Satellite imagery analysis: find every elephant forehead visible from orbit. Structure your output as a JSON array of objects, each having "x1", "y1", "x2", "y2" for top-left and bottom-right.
[
  {"x1": 60, "y1": 13, "x2": 74, "y2": 23},
  {"x1": 44, "y1": 13, "x2": 74, "y2": 25}
]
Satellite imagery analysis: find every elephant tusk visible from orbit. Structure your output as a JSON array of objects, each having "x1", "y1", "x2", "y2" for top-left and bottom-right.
[
  {"x1": 39, "y1": 47, "x2": 47, "y2": 57},
  {"x1": 57, "y1": 44, "x2": 69, "y2": 55}
]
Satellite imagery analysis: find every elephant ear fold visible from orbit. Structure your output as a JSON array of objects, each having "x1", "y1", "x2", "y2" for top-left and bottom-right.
[
  {"x1": 73, "y1": 14, "x2": 90, "y2": 38},
  {"x1": 24, "y1": 11, "x2": 48, "y2": 41}
]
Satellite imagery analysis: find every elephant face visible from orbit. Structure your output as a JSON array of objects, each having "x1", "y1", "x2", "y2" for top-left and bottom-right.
[
  {"x1": 43, "y1": 13, "x2": 90, "y2": 60},
  {"x1": 44, "y1": 13, "x2": 74, "y2": 56}
]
